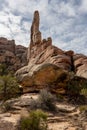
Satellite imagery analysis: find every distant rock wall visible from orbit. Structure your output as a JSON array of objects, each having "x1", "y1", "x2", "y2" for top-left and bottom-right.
[{"x1": 0, "y1": 37, "x2": 27, "y2": 72}]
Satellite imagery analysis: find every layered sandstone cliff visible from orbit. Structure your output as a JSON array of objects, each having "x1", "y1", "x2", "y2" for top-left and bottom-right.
[{"x1": 0, "y1": 37, "x2": 27, "y2": 71}]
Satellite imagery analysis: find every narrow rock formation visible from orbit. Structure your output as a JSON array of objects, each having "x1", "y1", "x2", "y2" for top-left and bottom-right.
[
  {"x1": 30, "y1": 10, "x2": 41, "y2": 45},
  {"x1": 16, "y1": 10, "x2": 87, "y2": 93},
  {"x1": 27, "y1": 10, "x2": 42, "y2": 61}
]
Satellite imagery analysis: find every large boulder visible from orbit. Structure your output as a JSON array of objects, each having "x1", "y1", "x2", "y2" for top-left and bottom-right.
[{"x1": 16, "y1": 63, "x2": 68, "y2": 93}]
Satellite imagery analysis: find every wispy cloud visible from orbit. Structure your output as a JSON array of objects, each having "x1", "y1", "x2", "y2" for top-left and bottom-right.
[{"x1": 0, "y1": 0, "x2": 87, "y2": 55}]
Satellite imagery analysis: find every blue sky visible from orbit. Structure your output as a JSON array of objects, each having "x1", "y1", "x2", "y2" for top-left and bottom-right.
[{"x1": 0, "y1": 0, "x2": 87, "y2": 55}]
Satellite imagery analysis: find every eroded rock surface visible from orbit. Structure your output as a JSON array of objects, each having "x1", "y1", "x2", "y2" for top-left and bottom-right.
[
  {"x1": 73, "y1": 54, "x2": 87, "y2": 78},
  {"x1": 16, "y1": 10, "x2": 87, "y2": 93},
  {"x1": 0, "y1": 94, "x2": 87, "y2": 130},
  {"x1": 0, "y1": 37, "x2": 27, "y2": 71},
  {"x1": 16, "y1": 11, "x2": 73, "y2": 93}
]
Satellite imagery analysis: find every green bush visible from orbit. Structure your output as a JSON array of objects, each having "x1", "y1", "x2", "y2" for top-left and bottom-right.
[
  {"x1": 56, "y1": 94, "x2": 64, "y2": 102},
  {"x1": 0, "y1": 64, "x2": 8, "y2": 76},
  {"x1": 79, "y1": 105, "x2": 87, "y2": 113},
  {"x1": 1, "y1": 101, "x2": 13, "y2": 112},
  {"x1": 0, "y1": 75, "x2": 20, "y2": 100},
  {"x1": 20, "y1": 110, "x2": 48, "y2": 130},
  {"x1": 67, "y1": 76, "x2": 87, "y2": 96},
  {"x1": 81, "y1": 88, "x2": 87, "y2": 97}
]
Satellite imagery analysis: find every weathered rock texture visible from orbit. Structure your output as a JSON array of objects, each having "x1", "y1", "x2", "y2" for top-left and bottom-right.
[
  {"x1": 0, "y1": 94, "x2": 87, "y2": 130},
  {"x1": 16, "y1": 10, "x2": 87, "y2": 93},
  {"x1": 73, "y1": 54, "x2": 87, "y2": 78},
  {"x1": 0, "y1": 37, "x2": 27, "y2": 71}
]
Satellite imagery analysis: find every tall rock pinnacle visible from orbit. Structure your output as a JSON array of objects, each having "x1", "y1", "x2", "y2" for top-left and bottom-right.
[
  {"x1": 30, "y1": 10, "x2": 42, "y2": 44},
  {"x1": 16, "y1": 10, "x2": 87, "y2": 97},
  {"x1": 27, "y1": 10, "x2": 53, "y2": 62}
]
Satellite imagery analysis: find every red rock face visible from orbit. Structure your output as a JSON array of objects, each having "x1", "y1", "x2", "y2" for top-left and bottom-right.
[
  {"x1": 73, "y1": 54, "x2": 87, "y2": 78},
  {"x1": 0, "y1": 37, "x2": 27, "y2": 71},
  {"x1": 16, "y1": 10, "x2": 87, "y2": 93},
  {"x1": 27, "y1": 11, "x2": 72, "y2": 71},
  {"x1": 0, "y1": 38, "x2": 15, "y2": 53},
  {"x1": 27, "y1": 10, "x2": 87, "y2": 79}
]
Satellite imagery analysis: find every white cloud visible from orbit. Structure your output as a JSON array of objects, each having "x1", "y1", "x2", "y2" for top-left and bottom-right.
[
  {"x1": 58, "y1": 2, "x2": 76, "y2": 17},
  {"x1": 79, "y1": 0, "x2": 87, "y2": 13},
  {"x1": 0, "y1": 0, "x2": 87, "y2": 55},
  {"x1": 0, "y1": 24, "x2": 10, "y2": 36}
]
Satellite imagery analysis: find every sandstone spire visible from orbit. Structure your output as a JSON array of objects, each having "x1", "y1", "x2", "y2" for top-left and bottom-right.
[
  {"x1": 30, "y1": 10, "x2": 42, "y2": 44},
  {"x1": 27, "y1": 10, "x2": 52, "y2": 62}
]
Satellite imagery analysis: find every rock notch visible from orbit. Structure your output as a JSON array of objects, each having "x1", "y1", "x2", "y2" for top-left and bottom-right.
[{"x1": 16, "y1": 10, "x2": 87, "y2": 93}]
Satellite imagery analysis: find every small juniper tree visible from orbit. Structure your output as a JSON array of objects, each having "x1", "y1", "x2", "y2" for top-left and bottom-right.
[{"x1": 0, "y1": 75, "x2": 20, "y2": 100}]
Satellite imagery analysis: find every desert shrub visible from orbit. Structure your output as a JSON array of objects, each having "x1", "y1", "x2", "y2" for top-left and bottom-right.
[
  {"x1": 0, "y1": 64, "x2": 8, "y2": 76},
  {"x1": 30, "y1": 89, "x2": 56, "y2": 112},
  {"x1": 39, "y1": 89, "x2": 56, "y2": 111},
  {"x1": 1, "y1": 101, "x2": 13, "y2": 112},
  {"x1": 67, "y1": 76, "x2": 87, "y2": 96},
  {"x1": 79, "y1": 105, "x2": 87, "y2": 113},
  {"x1": 56, "y1": 94, "x2": 64, "y2": 102},
  {"x1": 0, "y1": 63, "x2": 14, "y2": 76},
  {"x1": 19, "y1": 110, "x2": 48, "y2": 130},
  {"x1": 0, "y1": 75, "x2": 20, "y2": 100},
  {"x1": 81, "y1": 88, "x2": 87, "y2": 97},
  {"x1": 67, "y1": 79, "x2": 81, "y2": 95}
]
